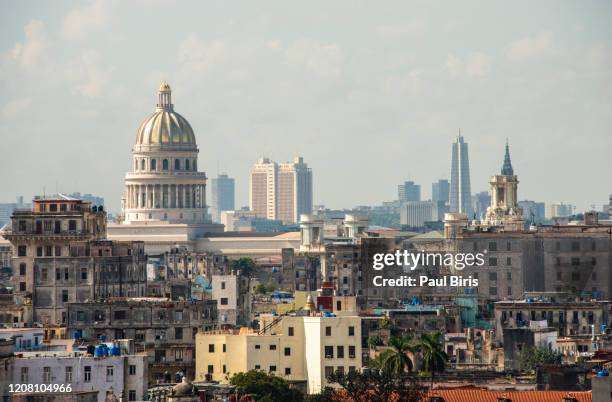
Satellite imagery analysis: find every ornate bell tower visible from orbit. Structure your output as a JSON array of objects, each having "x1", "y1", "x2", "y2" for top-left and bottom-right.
[{"x1": 484, "y1": 140, "x2": 524, "y2": 231}]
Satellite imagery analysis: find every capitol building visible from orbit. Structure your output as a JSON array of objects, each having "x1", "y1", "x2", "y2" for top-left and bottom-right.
[
  {"x1": 123, "y1": 82, "x2": 208, "y2": 224},
  {"x1": 107, "y1": 84, "x2": 299, "y2": 255}
]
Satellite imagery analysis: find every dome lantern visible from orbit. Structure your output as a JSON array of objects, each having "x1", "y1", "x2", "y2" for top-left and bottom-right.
[{"x1": 157, "y1": 81, "x2": 173, "y2": 111}]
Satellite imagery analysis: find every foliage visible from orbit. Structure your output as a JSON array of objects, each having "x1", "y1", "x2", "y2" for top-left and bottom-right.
[
  {"x1": 304, "y1": 387, "x2": 336, "y2": 402},
  {"x1": 417, "y1": 332, "x2": 448, "y2": 389},
  {"x1": 231, "y1": 257, "x2": 257, "y2": 277},
  {"x1": 230, "y1": 370, "x2": 303, "y2": 402},
  {"x1": 518, "y1": 346, "x2": 562, "y2": 371},
  {"x1": 255, "y1": 283, "x2": 268, "y2": 294},
  {"x1": 379, "y1": 316, "x2": 392, "y2": 330},
  {"x1": 327, "y1": 368, "x2": 425, "y2": 402},
  {"x1": 380, "y1": 336, "x2": 416, "y2": 374},
  {"x1": 367, "y1": 336, "x2": 384, "y2": 349}
]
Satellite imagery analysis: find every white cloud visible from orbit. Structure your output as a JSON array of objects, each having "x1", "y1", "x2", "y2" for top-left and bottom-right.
[
  {"x1": 9, "y1": 20, "x2": 49, "y2": 69},
  {"x1": 177, "y1": 35, "x2": 229, "y2": 73},
  {"x1": 61, "y1": 0, "x2": 115, "y2": 40},
  {"x1": 0, "y1": 98, "x2": 32, "y2": 119},
  {"x1": 444, "y1": 52, "x2": 491, "y2": 77},
  {"x1": 284, "y1": 39, "x2": 343, "y2": 77},
  {"x1": 65, "y1": 51, "x2": 114, "y2": 99},
  {"x1": 508, "y1": 31, "x2": 553, "y2": 61}
]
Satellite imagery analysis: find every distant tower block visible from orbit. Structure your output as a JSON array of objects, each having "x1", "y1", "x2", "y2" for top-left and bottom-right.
[{"x1": 450, "y1": 133, "x2": 473, "y2": 216}]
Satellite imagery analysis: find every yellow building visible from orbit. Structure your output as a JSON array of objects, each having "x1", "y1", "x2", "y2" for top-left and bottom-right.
[{"x1": 195, "y1": 313, "x2": 362, "y2": 394}]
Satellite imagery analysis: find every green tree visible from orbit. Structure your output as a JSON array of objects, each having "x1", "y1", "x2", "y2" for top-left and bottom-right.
[
  {"x1": 367, "y1": 336, "x2": 384, "y2": 349},
  {"x1": 229, "y1": 370, "x2": 303, "y2": 401},
  {"x1": 418, "y1": 332, "x2": 448, "y2": 390},
  {"x1": 518, "y1": 346, "x2": 562, "y2": 371},
  {"x1": 255, "y1": 283, "x2": 268, "y2": 294},
  {"x1": 327, "y1": 368, "x2": 424, "y2": 402},
  {"x1": 231, "y1": 257, "x2": 257, "y2": 277},
  {"x1": 379, "y1": 316, "x2": 392, "y2": 330},
  {"x1": 380, "y1": 336, "x2": 416, "y2": 374}
]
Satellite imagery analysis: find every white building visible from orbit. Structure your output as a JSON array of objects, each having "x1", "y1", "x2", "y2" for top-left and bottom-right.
[
  {"x1": 0, "y1": 328, "x2": 44, "y2": 351},
  {"x1": 546, "y1": 202, "x2": 575, "y2": 219},
  {"x1": 400, "y1": 200, "x2": 445, "y2": 228},
  {"x1": 249, "y1": 157, "x2": 313, "y2": 224},
  {"x1": 211, "y1": 274, "x2": 250, "y2": 326},
  {"x1": 14, "y1": 351, "x2": 147, "y2": 402},
  {"x1": 210, "y1": 174, "x2": 235, "y2": 223}
]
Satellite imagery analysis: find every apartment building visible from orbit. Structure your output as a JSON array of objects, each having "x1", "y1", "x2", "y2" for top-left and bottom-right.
[{"x1": 195, "y1": 313, "x2": 362, "y2": 394}]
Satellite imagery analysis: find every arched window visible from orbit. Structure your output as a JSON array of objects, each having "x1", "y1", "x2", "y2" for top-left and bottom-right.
[
  {"x1": 134, "y1": 160, "x2": 138, "y2": 171},
  {"x1": 162, "y1": 159, "x2": 169, "y2": 170},
  {"x1": 193, "y1": 160, "x2": 197, "y2": 171},
  {"x1": 175, "y1": 159, "x2": 180, "y2": 170},
  {"x1": 185, "y1": 159, "x2": 190, "y2": 171},
  {"x1": 151, "y1": 159, "x2": 157, "y2": 171},
  {"x1": 141, "y1": 159, "x2": 145, "y2": 170}
]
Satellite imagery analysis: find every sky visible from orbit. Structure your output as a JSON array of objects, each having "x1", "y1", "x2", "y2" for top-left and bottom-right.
[{"x1": 0, "y1": 0, "x2": 611, "y2": 214}]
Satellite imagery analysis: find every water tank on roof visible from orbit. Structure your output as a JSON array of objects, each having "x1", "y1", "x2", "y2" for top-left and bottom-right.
[
  {"x1": 597, "y1": 369, "x2": 609, "y2": 377},
  {"x1": 94, "y1": 345, "x2": 104, "y2": 357},
  {"x1": 110, "y1": 344, "x2": 120, "y2": 356}
]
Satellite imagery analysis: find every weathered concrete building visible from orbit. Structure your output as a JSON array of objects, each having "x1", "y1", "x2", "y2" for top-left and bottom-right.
[{"x1": 66, "y1": 297, "x2": 217, "y2": 384}]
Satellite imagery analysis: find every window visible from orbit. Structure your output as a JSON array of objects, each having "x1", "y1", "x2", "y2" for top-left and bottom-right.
[
  {"x1": 571, "y1": 257, "x2": 580, "y2": 266},
  {"x1": 174, "y1": 310, "x2": 183, "y2": 321},
  {"x1": 19, "y1": 263, "x2": 26, "y2": 276},
  {"x1": 114, "y1": 310, "x2": 127, "y2": 320},
  {"x1": 141, "y1": 159, "x2": 145, "y2": 170},
  {"x1": 55, "y1": 246, "x2": 61, "y2": 256},
  {"x1": 571, "y1": 242, "x2": 580, "y2": 251},
  {"x1": 348, "y1": 346, "x2": 356, "y2": 358},
  {"x1": 285, "y1": 367, "x2": 291, "y2": 375},
  {"x1": 506, "y1": 241, "x2": 511, "y2": 251},
  {"x1": 19, "y1": 282, "x2": 26, "y2": 291},
  {"x1": 489, "y1": 257, "x2": 497, "y2": 266},
  {"x1": 255, "y1": 344, "x2": 260, "y2": 349},
  {"x1": 175, "y1": 327, "x2": 183, "y2": 340},
  {"x1": 288, "y1": 327, "x2": 294, "y2": 336},
  {"x1": 62, "y1": 290, "x2": 69, "y2": 303},
  {"x1": 489, "y1": 272, "x2": 497, "y2": 281},
  {"x1": 163, "y1": 159, "x2": 169, "y2": 170},
  {"x1": 349, "y1": 366, "x2": 356, "y2": 373},
  {"x1": 65, "y1": 366, "x2": 73, "y2": 382},
  {"x1": 269, "y1": 365, "x2": 276, "y2": 372},
  {"x1": 488, "y1": 242, "x2": 497, "y2": 251},
  {"x1": 21, "y1": 367, "x2": 28, "y2": 382},
  {"x1": 37, "y1": 247, "x2": 43, "y2": 257},
  {"x1": 185, "y1": 159, "x2": 190, "y2": 170},
  {"x1": 81, "y1": 268, "x2": 88, "y2": 280},
  {"x1": 223, "y1": 365, "x2": 227, "y2": 374},
  {"x1": 84, "y1": 366, "x2": 91, "y2": 382},
  {"x1": 284, "y1": 347, "x2": 291, "y2": 356},
  {"x1": 129, "y1": 365, "x2": 136, "y2": 375},
  {"x1": 175, "y1": 159, "x2": 180, "y2": 170},
  {"x1": 506, "y1": 271, "x2": 512, "y2": 280},
  {"x1": 68, "y1": 220, "x2": 77, "y2": 231},
  {"x1": 18, "y1": 245, "x2": 27, "y2": 256},
  {"x1": 325, "y1": 326, "x2": 331, "y2": 336},
  {"x1": 223, "y1": 344, "x2": 226, "y2": 352},
  {"x1": 43, "y1": 367, "x2": 51, "y2": 383},
  {"x1": 337, "y1": 346, "x2": 344, "y2": 358},
  {"x1": 489, "y1": 287, "x2": 498, "y2": 296},
  {"x1": 506, "y1": 257, "x2": 512, "y2": 266},
  {"x1": 64, "y1": 268, "x2": 69, "y2": 280},
  {"x1": 324, "y1": 366, "x2": 333, "y2": 377},
  {"x1": 255, "y1": 365, "x2": 260, "y2": 370},
  {"x1": 348, "y1": 326, "x2": 355, "y2": 336},
  {"x1": 175, "y1": 349, "x2": 184, "y2": 361},
  {"x1": 129, "y1": 390, "x2": 136, "y2": 401},
  {"x1": 207, "y1": 365, "x2": 214, "y2": 374},
  {"x1": 209, "y1": 344, "x2": 215, "y2": 353},
  {"x1": 337, "y1": 300, "x2": 342, "y2": 310},
  {"x1": 221, "y1": 281, "x2": 226, "y2": 290},
  {"x1": 507, "y1": 287, "x2": 512, "y2": 295},
  {"x1": 324, "y1": 346, "x2": 333, "y2": 358},
  {"x1": 220, "y1": 298, "x2": 228, "y2": 305},
  {"x1": 106, "y1": 366, "x2": 114, "y2": 381},
  {"x1": 572, "y1": 272, "x2": 580, "y2": 281},
  {"x1": 269, "y1": 344, "x2": 277, "y2": 350},
  {"x1": 337, "y1": 366, "x2": 345, "y2": 375},
  {"x1": 151, "y1": 159, "x2": 157, "y2": 170}
]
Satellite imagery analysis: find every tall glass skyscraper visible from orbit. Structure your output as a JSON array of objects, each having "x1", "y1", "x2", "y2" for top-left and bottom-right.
[{"x1": 450, "y1": 134, "x2": 473, "y2": 216}]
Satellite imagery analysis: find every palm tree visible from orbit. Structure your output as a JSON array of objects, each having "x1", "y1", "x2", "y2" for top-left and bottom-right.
[
  {"x1": 418, "y1": 332, "x2": 448, "y2": 389},
  {"x1": 380, "y1": 336, "x2": 416, "y2": 374}
]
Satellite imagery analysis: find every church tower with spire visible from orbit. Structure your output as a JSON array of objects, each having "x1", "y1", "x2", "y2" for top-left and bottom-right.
[{"x1": 483, "y1": 140, "x2": 524, "y2": 231}]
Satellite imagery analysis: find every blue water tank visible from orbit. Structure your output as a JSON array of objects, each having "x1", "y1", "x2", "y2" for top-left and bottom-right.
[
  {"x1": 100, "y1": 335, "x2": 106, "y2": 342},
  {"x1": 597, "y1": 369, "x2": 609, "y2": 377},
  {"x1": 110, "y1": 344, "x2": 121, "y2": 356},
  {"x1": 94, "y1": 345, "x2": 104, "y2": 357},
  {"x1": 101, "y1": 344, "x2": 109, "y2": 356},
  {"x1": 73, "y1": 330, "x2": 82, "y2": 340}
]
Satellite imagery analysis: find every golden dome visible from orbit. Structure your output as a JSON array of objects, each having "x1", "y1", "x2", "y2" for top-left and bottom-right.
[
  {"x1": 159, "y1": 81, "x2": 171, "y2": 92},
  {"x1": 134, "y1": 84, "x2": 196, "y2": 147}
]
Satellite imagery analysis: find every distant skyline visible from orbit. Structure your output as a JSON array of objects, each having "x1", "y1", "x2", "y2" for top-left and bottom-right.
[{"x1": 1, "y1": 1, "x2": 611, "y2": 213}]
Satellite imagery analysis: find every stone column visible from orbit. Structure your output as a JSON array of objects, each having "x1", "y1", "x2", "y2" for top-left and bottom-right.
[{"x1": 152, "y1": 184, "x2": 156, "y2": 209}]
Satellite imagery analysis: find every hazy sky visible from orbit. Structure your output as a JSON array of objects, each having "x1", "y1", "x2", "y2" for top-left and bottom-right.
[{"x1": 1, "y1": 1, "x2": 611, "y2": 213}]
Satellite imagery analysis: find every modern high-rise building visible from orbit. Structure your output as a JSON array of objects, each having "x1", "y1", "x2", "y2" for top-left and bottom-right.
[
  {"x1": 431, "y1": 179, "x2": 450, "y2": 204},
  {"x1": 210, "y1": 173, "x2": 235, "y2": 223},
  {"x1": 398, "y1": 181, "x2": 421, "y2": 202},
  {"x1": 518, "y1": 200, "x2": 546, "y2": 224},
  {"x1": 400, "y1": 200, "x2": 447, "y2": 229},
  {"x1": 472, "y1": 191, "x2": 491, "y2": 219},
  {"x1": 546, "y1": 202, "x2": 575, "y2": 219},
  {"x1": 249, "y1": 157, "x2": 312, "y2": 224},
  {"x1": 450, "y1": 134, "x2": 473, "y2": 215}
]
